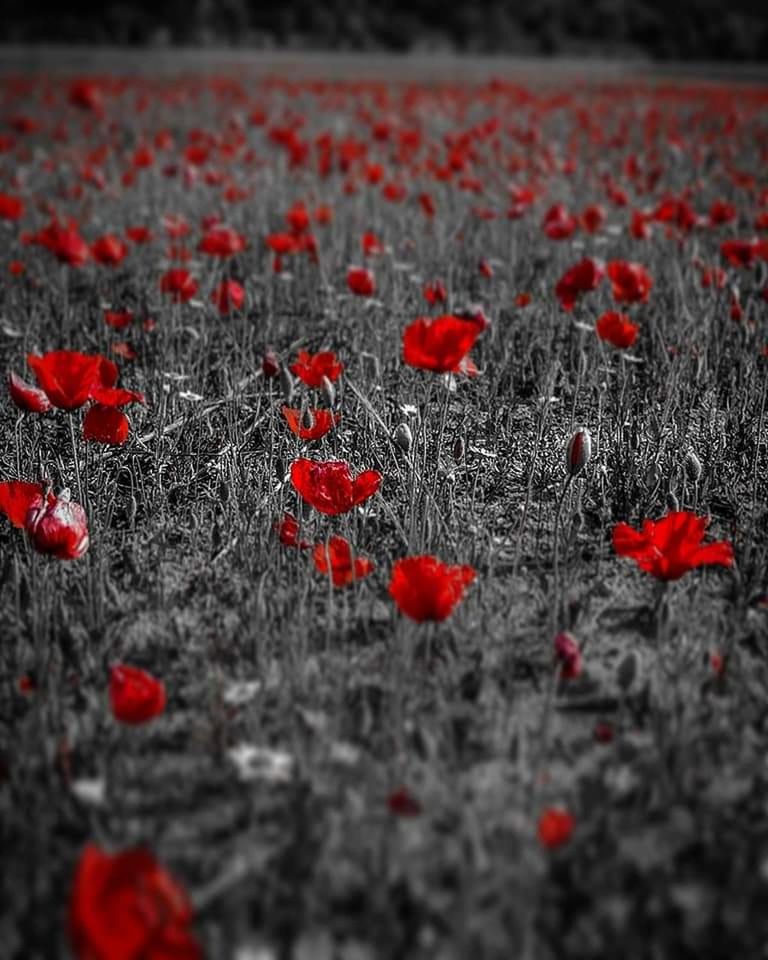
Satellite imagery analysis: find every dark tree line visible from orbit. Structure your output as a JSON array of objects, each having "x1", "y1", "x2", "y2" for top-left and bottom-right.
[{"x1": 3, "y1": 0, "x2": 768, "y2": 61}]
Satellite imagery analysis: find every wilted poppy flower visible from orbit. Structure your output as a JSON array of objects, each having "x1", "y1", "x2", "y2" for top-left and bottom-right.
[
  {"x1": 210, "y1": 279, "x2": 245, "y2": 315},
  {"x1": 537, "y1": 808, "x2": 574, "y2": 849},
  {"x1": 612, "y1": 510, "x2": 733, "y2": 581},
  {"x1": 8, "y1": 371, "x2": 52, "y2": 413},
  {"x1": 596, "y1": 311, "x2": 639, "y2": 349},
  {"x1": 69, "y1": 845, "x2": 201, "y2": 959},
  {"x1": 27, "y1": 350, "x2": 106, "y2": 411},
  {"x1": 290, "y1": 350, "x2": 343, "y2": 388},
  {"x1": 313, "y1": 535, "x2": 374, "y2": 587},
  {"x1": 82, "y1": 405, "x2": 130, "y2": 445},
  {"x1": 91, "y1": 235, "x2": 128, "y2": 267},
  {"x1": 159, "y1": 268, "x2": 198, "y2": 302},
  {"x1": 109, "y1": 664, "x2": 166, "y2": 725},
  {"x1": 554, "y1": 631, "x2": 582, "y2": 679},
  {"x1": 26, "y1": 489, "x2": 89, "y2": 560},
  {"x1": 347, "y1": 266, "x2": 376, "y2": 297},
  {"x1": 402, "y1": 315, "x2": 482, "y2": 374},
  {"x1": 606, "y1": 260, "x2": 653, "y2": 304},
  {"x1": 290, "y1": 459, "x2": 381, "y2": 515},
  {"x1": 388, "y1": 555, "x2": 475, "y2": 622},
  {"x1": 276, "y1": 513, "x2": 309, "y2": 549},
  {"x1": 555, "y1": 258, "x2": 604, "y2": 312},
  {"x1": 199, "y1": 226, "x2": 247, "y2": 257},
  {"x1": 282, "y1": 406, "x2": 340, "y2": 441}
]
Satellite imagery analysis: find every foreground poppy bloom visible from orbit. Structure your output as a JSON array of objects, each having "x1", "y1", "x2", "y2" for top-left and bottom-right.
[
  {"x1": 26, "y1": 489, "x2": 89, "y2": 560},
  {"x1": 290, "y1": 350, "x2": 343, "y2": 388},
  {"x1": 159, "y1": 268, "x2": 198, "y2": 303},
  {"x1": 8, "y1": 371, "x2": 52, "y2": 413},
  {"x1": 596, "y1": 311, "x2": 639, "y2": 349},
  {"x1": 313, "y1": 535, "x2": 374, "y2": 587},
  {"x1": 109, "y1": 664, "x2": 166, "y2": 725},
  {"x1": 537, "y1": 808, "x2": 575, "y2": 849},
  {"x1": 0, "y1": 480, "x2": 49, "y2": 529},
  {"x1": 82, "y1": 405, "x2": 130, "y2": 445},
  {"x1": 555, "y1": 258, "x2": 605, "y2": 312},
  {"x1": 606, "y1": 260, "x2": 653, "y2": 304},
  {"x1": 282, "y1": 406, "x2": 340, "y2": 441},
  {"x1": 612, "y1": 511, "x2": 734, "y2": 581},
  {"x1": 402, "y1": 315, "x2": 483, "y2": 374},
  {"x1": 347, "y1": 266, "x2": 376, "y2": 297},
  {"x1": 388, "y1": 555, "x2": 475, "y2": 622},
  {"x1": 290, "y1": 459, "x2": 381, "y2": 515},
  {"x1": 69, "y1": 845, "x2": 201, "y2": 960},
  {"x1": 26, "y1": 350, "x2": 107, "y2": 411}
]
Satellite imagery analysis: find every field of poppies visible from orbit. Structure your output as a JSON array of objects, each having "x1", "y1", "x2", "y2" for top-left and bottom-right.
[{"x1": 1, "y1": 60, "x2": 768, "y2": 959}]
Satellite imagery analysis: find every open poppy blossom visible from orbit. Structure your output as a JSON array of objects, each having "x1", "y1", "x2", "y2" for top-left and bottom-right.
[
  {"x1": 69, "y1": 844, "x2": 201, "y2": 960},
  {"x1": 159, "y1": 268, "x2": 198, "y2": 302},
  {"x1": 555, "y1": 257, "x2": 605, "y2": 312},
  {"x1": 290, "y1": 350, "x2": 343, "y2": 388},
  {"x1": 282, "y1": 406, "x2": 340, "y2": 441},
  {"x1": 82, "y1": 405, "x2": 130, "y2": 445},
  {"x1": 612, "y1": 510, "x2": 734, "y2": 581},
  {"x1": 24, "y1": 488, "x2": 89, "y2": 560},
  {"x1": 347, "y1": 266, "x2": 376, "y2": 297},
  {"x1": 27, "y1": 351, "x2": 107, "y2": 411},
  {"x1": 210, "y1": 279, "x2": 245, "y2": 315},
  {"x1": 290, "y1": 459, "x2": 381, "y2": 515},
  {"x1": 8, "y1": 371, "x2": 52, "y2": 413},
  {"x1": 91, "y1": 235, "x2": 128, "y2": 267},
  {"x1": 606, "y1": 260, "x2": 653, "y2": 304},
  {"x1": 109, "y1": 664, "x2": 166, "y2": 725},
  {"x1": 313, "y1": 535, "x2": 374, "y2": 587},
  {"x1": 388, "y1": 555, "x2": 475, "y2": 622},
  {"x1": 537, "y1": 808, "x2": 575, "y2": 849},
  {"x1": 402, "y1": 314, "x2": 483, "y2": 374},
  {"x1": 596, "y1": 311, "x2": 639, "y2": 349}
]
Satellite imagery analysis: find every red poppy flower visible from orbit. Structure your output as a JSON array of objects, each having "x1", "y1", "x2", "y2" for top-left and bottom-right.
[
  {"x1": 595, "y1": 311, "x2": 639, "y2": 349},
  {"x1": 612, "y1": 510, "x2": 734, "y2": 581},
  {"x1": 361, "y1": 232, "x2": 384, "y2": 256},
  {"x1": 8, "y1": 371, "x2": 52, "y2": 413},
  {"x1": 266, "y1": 232, "x2": 300, "y2": 256},
  {"x1": 290, "y1": 459, "x2": 381, "y2": 516},
  {"x1": 0, "y1": 193, "x2": 23, "y2": 221},
  {"x1": 91, "y1": 235, "x2": 128, "y2": 267},
  {"x1": 37, "y1": 220, "x2": 91, "y2": 267},
  {"x1": 555, "y1": 258, "x2": 605, "y2": 312},
  {"x1": 69, "y1": 845, "x2": 201, "y2": 960},
  {"x1": 537, "y1": 808, "x2": 574, "y2": 849},
  {"x1": 720, "y1": 238, "x2": 759, "y2": 268},
  {"x1": 312, "y1": 535, "x2": 374, "y2": 587},
  {"x1": 26, "y1": 350, "x2": 105, "y2": 411},
  {"x1": 126, "y1": 225, "x2": 153, "y2": 245},
  {"x1": 282, "y1": 406, "x2": 340, "y2": 441},
  {"x1": 276, "y1": 513, "x2": 309, "y2": 549},
  {"x1": 26, "y1": 489, "x2": 89, "y2": 560},
  {"x1": 290, "y1": 350, "x2": 343, "y2": 388},
  {"x1": 89, "y1": 385, "x2": 144, "y2": 408},
  {"x1": 387, "y1": 786, "x2": 421, "y2": 817},
  {"x1": 198, "y1": 226, "x2": 247, "y2": 257},
  {"x1": 109, "y1": 664, "x2": 166, "y2": 725},
  {"x1": 104, "y1": 310, "x2": 134, "y2": 330},
  {"x1": 606, "y1": 260, "x2": 653, "y2": 304},
  {"x1": 82, "y1": 405, "x2": 130, "y2": 445},
  {"x1": 159, "y1": 269, "x2": 198, "y2": 302},
  {"x1": 210, "y1": 279, "x2": 245, "y2": 315},
  {"x1": 0, "y1": 480, "x2": 48, "y2": 529},
  {"x1": 580, "y1": 203, "x2": 605, "y2": 233},
  {"x1": 543, "y1": 203, "x2": 578, "y2": 240},
  {"x1": 423, "y1": 281, "x2": 447, "y2": 305},
  {"x1": 286, "y1": 203, "x2": 310, "y2": 234},
  {"x1": 388, "y1": 555, "x2": 475, "y2": 622},
  {"x1": 402, "y1": 315, "x2": 482, "y2": 374},
  {"x1": 347, "y1": 266, "x2": 376, "y2": 297}
]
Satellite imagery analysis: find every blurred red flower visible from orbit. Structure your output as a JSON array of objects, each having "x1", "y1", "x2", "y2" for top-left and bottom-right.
[
  {"x1": 8, "y1": 371, "x2": 52, "y2": 413},
  {"x1": 0, "y1": 480, "x2": 49, "y2": 529},
  {"x1": 612, "y1": 510, "x2": 733, "y2": 580},
  {"x1": 555, "y1": 258, "x2": 604, "y2": 312},
  {"x1": 312, "y1": 535, "x2": 374, "y2": 587},
  {"x1": 210, "y1": 279, "x2": 245, "y2": 315},
  {"x1": 388, "y1": 555, "x2": 475, "y2": 622},
  {"x1": 402, "y1": 314, "x2": 482, "y2": 373},
  {"x1": 276, "y1": 513, "x2": 310, "y2": 549},
  {"x1": 347, "y1": 266, "x2": 376, "y2": 297},
  {"x1": 282, "y1": 406, "x2": 340, "y2": 441},
  {"x1": 160, "y1": 269, "x2": 198, "y2": 302},
  {"x1": 290, "y1": 350, "x2": 343, "y2": 388},
  {"x1": 543, "y1": 203, "x2": 578, "y2": 240},
  {"x1": 104, "y1": 310, "x2": 134, "y2": 330},
  {"x1": 0, "y1": 193, "x2": 23, "y2": 221},
  {"x1": 361, "y1": 232, "x2": 384, "y2": 256},
  {"x1": 554, "y1": 631, "x2": 582, "y2": 679},
  {"x1": 537, "y1": 808, "x2": 574, "y2": 849},
  {"x1": 595, "y1": 311, "x2": 639, "y2": 349},
  {"x1": 423, "y1": 281, "x2": 447, "y2": 305},
  {"x1": 82, "y1": 405, "x2": 130, "y2": 445},
  {"x1": 606, "y1": 260, "x2": 653, "y2": 304},
  {"x1": 387, "y1": 786, "x2": 422, "y2": 817},
  {"x1": 290, "y1": 459, "x2": 381, "y2": 515},
  {"x1": 109, "y1": 664, "x2": 166, "y2": 725},
  {"x1": 198, "y1": 226, "x2": 247, "y2": 257},
  {"x1": 91, "y1": 235, "x2": 128, "y2": 267},
  {"x1": 69, "y1": 845, "x2": 201, "y2": 959}
]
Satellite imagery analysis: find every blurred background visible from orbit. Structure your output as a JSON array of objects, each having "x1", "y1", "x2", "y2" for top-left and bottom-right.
[{"x1": 3, "y1": 0, "x2": 768, "y2": 61}]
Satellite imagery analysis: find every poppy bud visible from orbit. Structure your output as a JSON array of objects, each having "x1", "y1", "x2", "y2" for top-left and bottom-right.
[
  {"x1": 26, "y1": 489, "x2": 89, "y2": 560},
  {"x1": 566, "y1": 427, "x2": 592, "y2": 477},
  {"x1": 393, "y1": 422, "x2": 413, "y2": 454},
  {"x1": 321, "y1": 375, "x2": 335, "y2": 407},
  {"x1": 279, "y1": 367, "x2": 294, "y2": 405},
  {"x1": 301, "y1": 408, "x2": 315, "y2": 431},
  {"x1": 554, "y1": 631, "x2": 582, "y2": 679},
  {"x1": 616, "y1": 650, "x2": 640, "y2": 691},
  {"x1": 453, "y1": 436, "x2": 465, "y2": 462},
  {"x1": 684, "y1": 449, "x2": 702, "y2": 483},
  {"x1": 262, "y1": 350, "x2": 280, "y2": 379}
]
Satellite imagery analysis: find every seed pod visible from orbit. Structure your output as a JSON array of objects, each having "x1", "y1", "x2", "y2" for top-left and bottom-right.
[
  {"x1": 452, "y1": 435, "x2": 465, "y2": 462},
  {"x1": 684, "y1": 449, "x2": 702, "y2": 483},
  {"x1": 393, "y1": 422, "x2": 413, "y2": 454},
  {"x1": 279, "y1": 367, "x2": 294, "y2": 405},
  {"x1": 321, "y1": 375, "x2": 335, "y2": 407},
  {"x1": 301, "y1": 408, "x2": 315, "y2": 431},
  {"x1": 566, "y1": 427, "x2": 592, "y2": 478}
]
